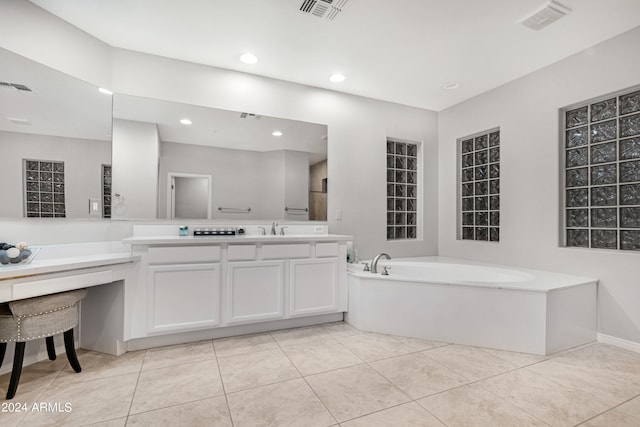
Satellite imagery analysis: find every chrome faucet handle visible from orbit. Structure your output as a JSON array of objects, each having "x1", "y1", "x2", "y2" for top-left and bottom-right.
[
  {"x1": 381, "y1": 266, "x2": 391, "y2": 276},
  {"x1": 258, "y1": 226, "x2": 266, "y2": 235},
  {"x1": 279, "y1": 226, "x2": 288, "y2": 235},
  {"x1": 363, "y1": 263, "x2": 370, "y2": 272}
]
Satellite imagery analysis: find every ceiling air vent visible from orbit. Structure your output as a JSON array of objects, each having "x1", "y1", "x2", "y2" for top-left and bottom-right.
[
  {"x1": 521, "y1": 1, "x2": 571, "y2": 30},
  {"x1": 239, "y1": 112, "x2": 262, "y2": 120},
  {"x1": 0, "y1": 81, "x2": 34, "y2": 93},
  {"x1": 299, "y1": 0, "x2": 349, "y2": 21}
]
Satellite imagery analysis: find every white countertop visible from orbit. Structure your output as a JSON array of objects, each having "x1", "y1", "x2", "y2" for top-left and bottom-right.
[
  {"x1": 123, "y1": 234, "x2": 352, "y2": 245},
  {"x1": 0, "y1": 252, "x2": 139, "y2": 281}
]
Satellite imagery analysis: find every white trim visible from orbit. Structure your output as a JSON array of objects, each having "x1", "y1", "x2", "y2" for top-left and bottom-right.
[
  {"x1": 597, "y1": 333, "x2": 640, "y2": 353},
  {"x1": 125, "y1": 313, "x2": 343, "y2": 351},
  {"x1": 167, "y1": 172, "x2": 212, "y2": 219}
]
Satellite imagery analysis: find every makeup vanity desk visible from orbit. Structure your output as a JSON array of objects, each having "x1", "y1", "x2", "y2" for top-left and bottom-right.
[{"x1": 0, "y1": 244, "x2": 139, "y2": 356}]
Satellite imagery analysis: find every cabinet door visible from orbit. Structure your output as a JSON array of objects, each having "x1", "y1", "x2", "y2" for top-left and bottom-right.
[
  {"x1": 289, "y1": 258, "x2": 338, "y2": 316},
  {"x1": 226, "y1": 261, "x2": 284, "y2": 324},
  {"x1": 147, "y1": 263, "x2": 220, "y2": 334}
]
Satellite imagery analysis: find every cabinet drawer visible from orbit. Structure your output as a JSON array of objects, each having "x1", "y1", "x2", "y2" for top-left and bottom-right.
[
  {"x1": 262, "y1": 244, "x2": 310, "y2": 260},
  {"x1": 148, "y1": 246, "x2": 221, "y2": 264},
  {"x1": 315, "y1": 242, "x2": 338, "y2": 258},
  {"x1": 228, "y1": 245, "x2": 257, "y2": 261}
]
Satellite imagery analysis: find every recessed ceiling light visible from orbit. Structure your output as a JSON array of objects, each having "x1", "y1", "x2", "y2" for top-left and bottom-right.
[
  {"x1": 442, "y1": 82, "x2": 460, "y2": 90},
  {"x1": 180, "y1": 118, "x2": 192, "y2": 125},
  {"x1": 272, "y1": 130, "x2": 283, "y2": 136},
  {"x1": 240, "y1": 53, "x2": 258, "y2": 64},
  {"x1": 98, "y1": 87, "x2": 113, "y2": 95},
  {"x1": 329, "y1": 73, "x2": 345, "y2": 83}
]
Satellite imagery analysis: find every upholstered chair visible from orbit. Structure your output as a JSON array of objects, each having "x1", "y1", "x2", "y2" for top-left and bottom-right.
[{"x1": 0, "y1": 289, "x2": 87, "y2": 399}]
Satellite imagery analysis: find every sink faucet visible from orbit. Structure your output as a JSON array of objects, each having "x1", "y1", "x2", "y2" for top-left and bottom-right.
[
  {"x1": 271, "y1": 221, "x2": 278, "y2": 235},
  {"x1": 371, "y1": 253, "x2": 391, "y2": 274}
]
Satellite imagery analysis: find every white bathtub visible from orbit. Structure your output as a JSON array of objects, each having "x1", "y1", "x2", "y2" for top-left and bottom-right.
[{"x1": 345, "y1": 257, "x2": 597, "y2": 355}]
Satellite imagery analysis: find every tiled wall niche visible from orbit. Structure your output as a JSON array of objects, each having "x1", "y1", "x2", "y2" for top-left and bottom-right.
[
  {"x1": 23, "y1": 159, "x2": 66, "y2": 218},
  {"x1": 386, "y1": 138, "x2": 420, "y2": 240},
  {"x1": 458, "y1": 128, "x2": 500, "y2": 242},
  {"x1": 563, "y1": 87, "x2": 640, "y2": 251}
]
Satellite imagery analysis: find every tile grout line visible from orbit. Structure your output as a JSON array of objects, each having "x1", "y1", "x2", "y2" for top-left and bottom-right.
[
  {"x1": 471, "y1": 377, "x2": 554, "y2": 426},
  {"x1": 126, "y1": 340, "x2": 230, "y2": 423},
  {"x1": 352, "y1": 339, "x2": 558, "y2": 425},
  {"x1": 13, "y1": 360, "x2": 69, "y2": 427},
  {"x1": 212, "y1": 339, "x2": 237, "y2": 427},
  {"x1": 270, "y1": 329, "x2": 340, "y2": 426},
  {"x1": 21, "y1": 325, "x2": 638, "y2": 426},
  {"x1": 574, "y1": 390, "x2": 640, "y2": 426},
  {"x1": 124, "y1": 348, "x2": 147, "y2": 422}
]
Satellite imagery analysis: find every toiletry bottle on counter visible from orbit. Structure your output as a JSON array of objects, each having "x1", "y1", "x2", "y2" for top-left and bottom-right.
[
  {"x1": 346, "y1": 241, "x2": 354, "y2": 263},
  {"x1": 179, "y1": 226, "x2": 189, "y2": 236}
]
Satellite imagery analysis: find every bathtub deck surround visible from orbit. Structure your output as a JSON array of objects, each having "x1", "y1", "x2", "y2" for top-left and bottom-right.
[{"x1": 346, "y1": 257, "x2": 597, "y2": 355}]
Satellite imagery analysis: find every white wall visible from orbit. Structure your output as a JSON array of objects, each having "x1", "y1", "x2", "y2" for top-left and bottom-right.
[
  {"x1": 284, "y1": 150, "x2": 310, "y2": 221},
  {"x1": 260, "y1": 150, "x2": 286, "y2": 219},
  {"x1": 109, "y1": 48, "x2": 439, "y2": 258},
  {"x1": 0, "y1": 1, "x2": 439, "y2": 259},
  {"x1": 111, "y1": 119, "x2": 160, "y2": 219},
  {"x1": 158, "y1": 142, "x2": 264, "y2": 219},
  {"x1": 438, "y1": 27, "x2": 640, "y2": 344},
  {"x1": 0, "y1": 131, "x2": 110, "y2": 218},
  {"x1": 2, "y1": 0, "x2": 640, "y2": 345}
]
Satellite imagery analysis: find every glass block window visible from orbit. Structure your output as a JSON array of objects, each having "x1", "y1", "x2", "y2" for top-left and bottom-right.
[
  {"x1": 459, "y1": 129, "x2": 500, "y2": 242},
  {"x1": 23, "y1": 159, "x2": 66, "y2": 218},
  {"x1": 386, "y1": 138, "x2": 419, "y2": 240},
  {"x1": 102, "y1": 164, "x2": 112, "y2": 218},
  {"x1": 562, "y1": 87, "x2": 640, "y2": 251}
]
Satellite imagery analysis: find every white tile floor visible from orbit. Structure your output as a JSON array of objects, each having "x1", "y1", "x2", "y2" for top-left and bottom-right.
[{"x1": 2, "y1": 322, "x2": 640, "y2": 426}]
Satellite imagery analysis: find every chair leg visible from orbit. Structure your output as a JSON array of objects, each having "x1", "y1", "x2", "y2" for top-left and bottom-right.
[
  {"x1": 6, "y1": 342, "x2": 25, "y2": 400},
  {"x1": 0, "y1": 342, "x2": 6, "y2": 369},
  {"x1": 46, "y1": 336, "x2": 57, "y2": 361},
  {"x1": 63, "y1": 329, "x2": 81, "y2": 373}
]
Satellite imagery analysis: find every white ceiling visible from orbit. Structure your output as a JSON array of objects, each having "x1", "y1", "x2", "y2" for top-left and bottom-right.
[{"x1": 30, "y1": 0, "x2": 640, "y2": 111}]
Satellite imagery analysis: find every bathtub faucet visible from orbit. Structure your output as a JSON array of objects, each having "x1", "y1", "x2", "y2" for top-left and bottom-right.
[{"x1": 371, "y1": 253, "x2": 391, "y2": 274}]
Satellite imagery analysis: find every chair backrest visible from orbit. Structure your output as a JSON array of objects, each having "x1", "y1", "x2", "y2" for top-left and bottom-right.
[
  {"x1": 8, "y1": 289, "x2": 88, "y2": 317},
  {"x1": 1, "y1": 289, "x2": 88, "y2": 342}
]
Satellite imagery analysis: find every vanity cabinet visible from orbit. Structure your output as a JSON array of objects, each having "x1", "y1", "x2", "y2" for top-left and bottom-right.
[
  {"x1": 226, "y1": 261, "x2": 284, "y2": 324},
  {"x1": 127, "y1": 235, "x2": 349, "y2": 340},
  {"x1": 289, "y1": 258, "x2": 338, "y2": 316},
  {"x1": 145, "y1": 244, "x2": 222, "y2": 335},
  {"x1": 147, "y1": 263, "x2": 221, "y2": 334}
]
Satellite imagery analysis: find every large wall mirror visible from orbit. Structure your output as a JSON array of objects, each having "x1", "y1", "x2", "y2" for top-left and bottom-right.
[
  {"x1": 0, "y1": 48, "x2": 113, "y2": 219},
  {"x1": 112, "y1": 95, "x2": 328, "y2": 221},
  {"x1": 0, "y1": 47, "x2": 328, "y2": 222}
]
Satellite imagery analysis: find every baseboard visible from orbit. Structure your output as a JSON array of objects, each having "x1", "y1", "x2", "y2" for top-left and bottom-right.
[
  {"x1": 125, "y1": 313, "x2": 344, "y2": 351},
  {"x1": 597, "y1": 333, "x2": 640, "y2": 353}
]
